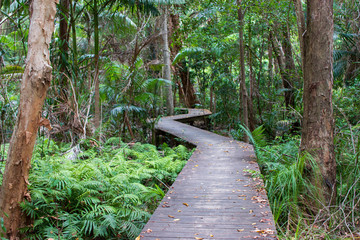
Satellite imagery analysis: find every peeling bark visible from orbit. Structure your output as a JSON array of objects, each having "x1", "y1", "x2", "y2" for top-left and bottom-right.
[{"x1": 0, "y1": 0, "x2": 57, "y2": 238}]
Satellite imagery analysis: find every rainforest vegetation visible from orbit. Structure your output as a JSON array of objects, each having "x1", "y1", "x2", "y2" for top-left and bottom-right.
[{"x1": 0, "y1": 0, "x2": 359, "y2": 239}]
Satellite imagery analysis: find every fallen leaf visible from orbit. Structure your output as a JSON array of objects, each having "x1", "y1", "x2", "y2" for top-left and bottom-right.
[
  {"x1": 183, "y1": 202, "x2": 189, "y2": 207},
  {"x1": 135, "y1": 236, "x2": 141, "y2": 240},
  {"x1": 210, "y1": 234, "x2": 214, "y2": 237},
  {"x1": 194, "y1": 238, "x2": 203, "y2": 240},
  {"x1": 178, "y1": 210, "x2": 182, "y2": 212},
  {"x1": 195, "y1": 165, "x2": 199, "y2": 167},
  {"x1": 237, "y1": 229, "x2": 244, "y2": 232},
  {"x1": 259, "y1": 218, "x2": 271, "y2": 223},
  {"x1": 252, "y1": 228, "x2": 275, "y2": 236},
  {"x1": 145, "y1": 229, "x2": 152, "y2": 233},
  {"x1": 174, "y1": 219, "x2": 180, "y2": 221},
  {"x1": 168, "y1": 215, "x2": 174, "y2": 218}
]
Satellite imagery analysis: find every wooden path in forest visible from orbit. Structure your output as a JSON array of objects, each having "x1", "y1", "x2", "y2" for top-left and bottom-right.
[{"x1": 139, "y1": 109, "x2": 277, "y2": 240}]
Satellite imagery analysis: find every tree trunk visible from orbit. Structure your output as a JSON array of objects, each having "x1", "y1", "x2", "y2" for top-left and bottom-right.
[
  {"x1": 59, "y1": 0, "x2": 70, "y2": 98},
  {"x1": 293, "y1": 0, "x2": 306, "y2": 73},
  {"x1": 237, "y1": 0, "x2": 249, "y2": 143},
  {"x1": 93, "y1": 0, "x2": 100, "y2": 130},
  {"x1": 210, "y1": 86, "x2": 213, "y2": 112},
  {"x1": 281, "y1": 25, "x2": 297, "y2": 109},
  {"x1": 162, "y1": 8, "x2": 174, "y2": 115},
  {"x1": 247, "y1": 23, "x2": 256, "y2": 131},
  {"x1": 71, "y1": 0, "x2": 78, "y2": 84},
  {"x1": 168, "y1": 13, "x2": 198, "y2": 108},
  {"x1": 271, "y1": 31, "x2": 295, "y2": 109},
  {"x1": 301, "y1": 0, "x2": 336, "y2": 207},
  {"x1": 0, "y1": 0, "x2": 57, "y2": 238}
]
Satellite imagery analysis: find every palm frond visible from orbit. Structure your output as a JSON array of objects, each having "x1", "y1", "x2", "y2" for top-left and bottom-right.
[{"x1": 172, "y1": 47, "x2": 206, "y2": 65}]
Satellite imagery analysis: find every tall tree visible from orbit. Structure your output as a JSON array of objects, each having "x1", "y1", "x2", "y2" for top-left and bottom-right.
[
  {"x1": 300, "y1": 0, "x2": 336, "y2": 206},
  {"x1": 93, "y1": 0, "x2": 100, "y2": 130},
  {"x1": 163, "y1": 7, "x2": 174, "y2": 115},
  {"x1": 293, "y1": 0, "x2": 305, "y2": 72},
  {"x1": 59, "y1": 0, "x2": 70, "y2": 98},
  {"x1": 168, "y1": 13, "x2": 198, "y2": 108},
  {"x1": 0, "y1": 0, "x2": 57, "y2": 238},
  {"x1": 237, "y1": 0, "x2": 249, "y2": 142}
]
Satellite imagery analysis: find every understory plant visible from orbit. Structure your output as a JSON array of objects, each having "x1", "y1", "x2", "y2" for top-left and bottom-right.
[
  {"x1": 245, "y1": 124, "x2": 360, "y2": 239},
  {"x1": 19, "y1": 137, "x2": 190, "y2": 240}
]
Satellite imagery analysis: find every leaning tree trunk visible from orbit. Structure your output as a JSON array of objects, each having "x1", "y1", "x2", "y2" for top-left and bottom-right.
[
  {"x1": 300, "y1": 0, "x2": 336, "y2": 207},
  {"x1": 162, "y1": 7, "x2": 174, "y2": 115},
  {"x1": 0, "y1": 0, "x2": 57, "y2": 238},
  {"x1": 237, "y1": 0, "x2": 249, "y2": 143}
]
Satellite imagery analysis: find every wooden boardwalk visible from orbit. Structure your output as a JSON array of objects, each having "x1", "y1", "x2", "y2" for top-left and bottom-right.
[{"x1": 139, "y1": 109, "x2": 277, "y2": 239}]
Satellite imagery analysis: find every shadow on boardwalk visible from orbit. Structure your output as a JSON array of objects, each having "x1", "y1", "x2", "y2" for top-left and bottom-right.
[{"x1": 139, "y1": 109, "x2": 277, "y2": 240}]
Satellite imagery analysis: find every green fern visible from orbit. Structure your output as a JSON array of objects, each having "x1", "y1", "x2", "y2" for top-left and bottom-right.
[{"x1": 21, "y1": 139, "x2": 189, "y2": 239}]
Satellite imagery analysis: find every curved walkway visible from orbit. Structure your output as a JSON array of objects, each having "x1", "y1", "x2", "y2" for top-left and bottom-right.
[{"x1": 140, "y1": 109, "x2": 277, "y2": 239}]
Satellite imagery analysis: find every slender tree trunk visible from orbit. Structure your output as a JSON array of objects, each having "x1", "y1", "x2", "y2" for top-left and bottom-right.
[
  {"x1": 247, "y1": 24, "x2": 256, "y2": 131},
  {"x1": 168, "y1": 13, "x2": 198, "y2": 107},
  {"x1": 237, "y1": 0, "x2": 249, "y2": 142},
  {"x1": 162, "y1": 8, "x2": 174, "y2": 115},
  {"x1": 93, "y1": 0, "x2": 100, "y2": 130},
  {"x1": 71, "y1": 0, "x2": 78, "y2": 84},
  {"x1": 293, "y1": 0, "x2": 306, "y2": 72},
  {"x1": 301, "y1": 0, "x2": 336, "y2": 207},
  {"x1": 268, "y1": 35, "x2": 275, "y2": 115},
  {"x1": 0, "y1": 0, "x2": 57, "y2": 238},
  {"x1": 281, "y1": 26, "x2": 297, "y2": 109},
  {"x1": 271, "y1": 31, "x2": 295, "y2": 109},
  {"x1": 59, "y1": 0, "x2": 70, "y2": 98},
  {"x1": 210, "y1": 86, "x2": 213, "y2": 112}
]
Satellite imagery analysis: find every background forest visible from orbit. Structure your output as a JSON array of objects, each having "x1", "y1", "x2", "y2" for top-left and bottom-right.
[{"x1": 0, "y1": 0, "x2": 360, "y2": 239}]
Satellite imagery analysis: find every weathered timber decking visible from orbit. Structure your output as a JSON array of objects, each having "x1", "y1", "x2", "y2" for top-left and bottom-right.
[{"x1": 140, "y1": 109, "x2": 277, "y2": 239}]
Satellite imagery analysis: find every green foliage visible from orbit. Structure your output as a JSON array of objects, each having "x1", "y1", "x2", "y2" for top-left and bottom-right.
[
  {"x1": 172, "y1": 47, "x2": 206, "y2": 65},
  {"x1": 0, "y1": 65, "x2": 23, "y2": 74},
  {"x1": 20, "y1": 138, "x2": 190, "y2": 239},
  {"x1": 244, "y1": 121, "x2": 360, "y2": 239}
]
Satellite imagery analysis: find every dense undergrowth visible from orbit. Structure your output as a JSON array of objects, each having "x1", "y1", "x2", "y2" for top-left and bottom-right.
[
  {"x1": 1, "y1": 138, "x2": 191, "y2": 239},
  {"x1": 235, "y1": 87, "x2": 360, "y2": 239}
]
